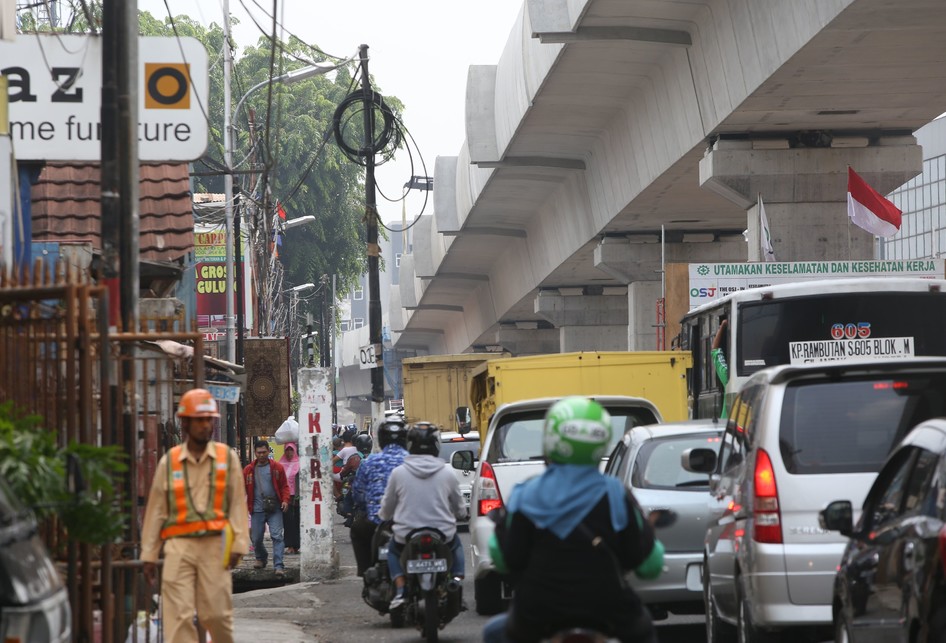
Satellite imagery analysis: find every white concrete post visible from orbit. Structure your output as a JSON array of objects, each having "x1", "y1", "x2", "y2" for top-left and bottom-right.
[{"x1": 297, "y1": 367, "x2": 338, "y2": 580}]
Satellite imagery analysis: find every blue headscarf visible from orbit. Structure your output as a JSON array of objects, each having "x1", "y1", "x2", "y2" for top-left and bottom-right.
[{"x1": 507, "y1": 463, "x2": 630, "y2": 540}]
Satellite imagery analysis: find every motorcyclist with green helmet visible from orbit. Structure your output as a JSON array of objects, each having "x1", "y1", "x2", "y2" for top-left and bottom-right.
[{"x1": 482, "y1": 396, "x2": 664, "y2": 643}]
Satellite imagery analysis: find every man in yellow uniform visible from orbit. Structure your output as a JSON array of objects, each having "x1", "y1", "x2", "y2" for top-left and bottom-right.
[{"x1": 141, "y1": 388, "x2": 250, "y2": 643}]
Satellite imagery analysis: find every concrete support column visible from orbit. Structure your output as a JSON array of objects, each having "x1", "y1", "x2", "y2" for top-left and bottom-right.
[
  {"x1": 535, "y1": 287, "x2": 628, "y2": 352},
  {"x1": 594, "y1": 235, "x2": 746, "y2": 350},
  {"x1": 496, "y1": 322, "x2": 560, "y2": 356},
  {"x1": 700, "y1": 136, "x2": 922, "y2": 261}
]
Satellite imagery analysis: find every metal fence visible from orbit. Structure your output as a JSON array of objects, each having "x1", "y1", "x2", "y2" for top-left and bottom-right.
[{"x1": 0, "y1": 262, "x2": 206, "y2": 643}]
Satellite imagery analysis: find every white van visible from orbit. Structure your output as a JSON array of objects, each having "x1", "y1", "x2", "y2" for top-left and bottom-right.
[{"x1": 686, "y1": 358, "x2": 946, "y2": 643}]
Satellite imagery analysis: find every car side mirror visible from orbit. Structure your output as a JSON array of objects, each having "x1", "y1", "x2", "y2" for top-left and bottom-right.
[
  {"x1": 452, "y1": 450, "x2": 475, "y2": 472},
  {"x1": 819, "y1": 500, "x2": 854, "y2": 537},
  {"x1": 455, "y1": 406, "x2": 472, "y2": 435},
  {"x1": 682, "y1": 447, "x2": 717, "y2": 474}
]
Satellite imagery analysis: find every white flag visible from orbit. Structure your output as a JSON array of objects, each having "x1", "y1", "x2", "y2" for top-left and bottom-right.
[{"x1": 759, "y1": 194, "x2": 776, "y2": 262}]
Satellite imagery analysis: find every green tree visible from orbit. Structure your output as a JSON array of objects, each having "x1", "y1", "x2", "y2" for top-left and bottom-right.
[{"x1": 0, "y1": 403, "x2": 126, "y2": 546}]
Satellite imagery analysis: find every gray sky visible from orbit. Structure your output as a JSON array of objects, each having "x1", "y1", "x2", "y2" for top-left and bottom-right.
[{"x1": 139, "y1": 0, "x2": 525, "y2": 225}]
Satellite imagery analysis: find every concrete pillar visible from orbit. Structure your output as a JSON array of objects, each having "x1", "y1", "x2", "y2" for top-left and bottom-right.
[
  {"x1": 628, "y1": 280, "x2": 661, "y2": 351},
  {"x1": 534, "y1": 287, "x2": 628, "y2": 352},
  {"x1": 496, "y1": 322, "x2": 560, "y2": 356},
  {"x1": 699, "y1": 136, "x2": 922, "y2": 261},
  {"x1": 594, "y1": 234, "x2": 746, "y2": 350},
  {"x1": 297, "y1": 367, "x2": 338, "y2": 581}
]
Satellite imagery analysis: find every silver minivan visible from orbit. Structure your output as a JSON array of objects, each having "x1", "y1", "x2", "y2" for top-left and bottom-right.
[{"x1": 686, "y1": 358, "x2": 946, "y2": 643}]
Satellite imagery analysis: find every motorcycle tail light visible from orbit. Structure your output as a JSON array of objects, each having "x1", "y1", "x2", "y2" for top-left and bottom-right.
[
  {"x1": 420, "y1": 534, "x2": 434, "y2": 547},
  {"x1": 421, "y1": 552, "x2": 432, "y2": 560}
]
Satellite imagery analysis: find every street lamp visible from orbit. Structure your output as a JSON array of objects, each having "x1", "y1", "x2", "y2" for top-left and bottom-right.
[
  {"x1": 223, "y1": 62, "x2": 342, "y2": 368},
  {"x1": 282, "y1": 215, "x2": 316, "y2": 231}
]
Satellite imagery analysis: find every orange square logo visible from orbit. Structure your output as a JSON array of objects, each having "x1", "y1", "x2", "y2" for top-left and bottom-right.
[{"x1": 144, "y1": 63, "x2": 191, "y2": 109}]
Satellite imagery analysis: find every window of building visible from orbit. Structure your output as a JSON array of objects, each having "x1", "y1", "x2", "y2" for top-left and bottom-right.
[
  {"x1": 353, "y1": 318, "x2": 365, "y2": 329},
  {"x1": 396, "y1": 253, "x2": 402, "y2": 268},
  {"x1": 340, "y1": 321, "x2": 350, "y2": 332},
  {"x1": 353, "y1": 289, "x2": 364, "y2": 301}
]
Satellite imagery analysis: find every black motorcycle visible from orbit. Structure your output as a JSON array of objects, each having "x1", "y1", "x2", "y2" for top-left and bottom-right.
[
  {"x1": 361, "y1": 521, "x2": 405, "y2": 626},
  {"x1": 399, "y1": 527, "x2": 463, "y2": 643}
]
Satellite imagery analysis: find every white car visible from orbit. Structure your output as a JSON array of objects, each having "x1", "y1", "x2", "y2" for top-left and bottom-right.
[
  {"x1": 463, "y1": 396, "x2": 663, "y2": 615},
  {"x1": 438, "y1": 431, "x2": 479, "y2": 523}
]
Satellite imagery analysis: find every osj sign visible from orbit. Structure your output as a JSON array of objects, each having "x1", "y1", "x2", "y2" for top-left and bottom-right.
[
  {"x1": 359, "y1": 344, "x2": 381, "y2": 370},
  {"x1": 0, "y1": 35, "x2": 208, "y2": 161}
]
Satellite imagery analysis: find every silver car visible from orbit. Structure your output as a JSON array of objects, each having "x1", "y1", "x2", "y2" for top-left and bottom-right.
[
  {"x1": 687, "y1": 358, "x2": 946, "y2": 643},
  {"x1": 438, "y1": 431, "x2": 479, "y2": 523},
  {"x1": 604, "y1": 420, "x2": 724, "y2": 619},
  {"x1": 466, "y1": 396, "x2": 663, "y2": 615}
]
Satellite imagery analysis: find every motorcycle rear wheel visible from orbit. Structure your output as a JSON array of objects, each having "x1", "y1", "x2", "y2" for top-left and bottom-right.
[{"x1": 424, "y1": 590, "x2": 439, "y2": 643}]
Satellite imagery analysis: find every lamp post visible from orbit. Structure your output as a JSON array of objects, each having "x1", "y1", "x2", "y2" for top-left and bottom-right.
[{"x1": 223, "y1": 63, "x2": 339, "y2": 368}]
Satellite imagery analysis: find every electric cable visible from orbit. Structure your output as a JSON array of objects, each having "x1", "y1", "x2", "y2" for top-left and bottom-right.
[
  {"x1": 332, "y1": 88, "x2": 400, "y2": 164},
  {"x1": 239, "y1": 0, "x2": 350, "y2": 63}
]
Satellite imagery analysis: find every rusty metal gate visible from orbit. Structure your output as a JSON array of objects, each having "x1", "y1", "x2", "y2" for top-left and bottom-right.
[{"x1": 0, "y1": 262, "x2": 207, "y2": 643}]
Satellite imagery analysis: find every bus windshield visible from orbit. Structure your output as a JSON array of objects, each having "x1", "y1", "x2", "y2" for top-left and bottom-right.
[{"x1": 737, "y1": 291, "x2": 946, "y2": 377}]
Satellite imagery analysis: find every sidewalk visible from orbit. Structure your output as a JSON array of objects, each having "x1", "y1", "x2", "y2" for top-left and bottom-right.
[{"x1": 231, "y1": 524, "x2": 355, "y2": 642}]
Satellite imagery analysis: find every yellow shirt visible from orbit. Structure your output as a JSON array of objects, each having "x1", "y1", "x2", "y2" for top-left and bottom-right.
[{"x1": 140, "y1": 440, "x2": 250, "y2": 562}]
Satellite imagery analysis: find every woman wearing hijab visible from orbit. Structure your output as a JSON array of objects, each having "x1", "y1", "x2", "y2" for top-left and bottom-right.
[
  {"x1": 482, "y1": 397, "x2": 664, "y2": 643},
  {"x1": 279, "y1": 442, "x2": 301, "y2": 554}
]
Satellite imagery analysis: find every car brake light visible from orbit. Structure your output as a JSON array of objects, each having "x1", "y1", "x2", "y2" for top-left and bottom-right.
[
  {"x1": 753, "y1": 448, "x2": 782, "y2": 544},
  {"x1": 477, "y1": 461, "x2": 504, "y2": 516}
]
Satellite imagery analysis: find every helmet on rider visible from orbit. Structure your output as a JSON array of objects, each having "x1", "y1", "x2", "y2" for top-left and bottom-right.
[
  {"x1": 377, "y1": 418, "x2": 408, "y2": 449},
  {"x1": 354, "y1": 432, "x2": 373, "y2": 455},
  {"x1": 406, "y1": 422, "x2": 441, "y2": 457},
  {"x1": 342, "y1": 428, "x2": 357, "y2": 443},
  {"x1": 542, "y1": 396, "x2": 612, "y2": 466},
  {"x1": 176, "y1": 389, "x2": 220, "y2": 419}
]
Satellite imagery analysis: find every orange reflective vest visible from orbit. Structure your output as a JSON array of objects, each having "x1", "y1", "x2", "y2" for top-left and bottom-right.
[{"x1": 160, "y1": 442, "x2": 231, "y2": 539}]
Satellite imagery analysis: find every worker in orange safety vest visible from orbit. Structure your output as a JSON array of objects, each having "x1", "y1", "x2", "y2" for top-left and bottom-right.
[{"x1": 141, "y1": 388, "x2": 249, "y2": 643}]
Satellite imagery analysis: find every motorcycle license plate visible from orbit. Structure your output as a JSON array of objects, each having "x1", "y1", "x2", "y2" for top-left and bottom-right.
[
  {"x1": 406, "y1": 558, "x2": 447, "y2": 573},
  {"x1": 378, "y1": 546, "x2": 388, "y2": 559}
]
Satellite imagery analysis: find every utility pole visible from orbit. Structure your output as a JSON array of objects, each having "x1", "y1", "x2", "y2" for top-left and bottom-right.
[
  {"x1": 359, "y1": 44, "x2": 384, "y2": 413},
  {"x1": 222, "y1": 0, "x2": 238, "y2": 449}
]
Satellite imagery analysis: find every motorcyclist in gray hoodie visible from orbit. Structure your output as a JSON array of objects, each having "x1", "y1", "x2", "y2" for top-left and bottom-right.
[{"x1": 378, "y1": 422, "x2": 467, "y2": 609}]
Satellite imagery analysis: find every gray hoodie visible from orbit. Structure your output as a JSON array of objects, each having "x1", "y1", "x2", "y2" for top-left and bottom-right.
[{"x1": 378, "y1": 454, "x2": 466, "y2": 543}]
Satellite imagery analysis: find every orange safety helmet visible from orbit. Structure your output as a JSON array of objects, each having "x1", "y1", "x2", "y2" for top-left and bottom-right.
[{"x1": 176, "y1": 388, "x2": 220, "y2": 418}]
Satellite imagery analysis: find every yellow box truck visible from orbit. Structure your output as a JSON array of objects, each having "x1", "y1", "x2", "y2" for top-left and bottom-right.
[
  {"x1": 469, "y1": 351, "x2": 692, "y2": 430},
  {"x1": 401, "y1": 353, "x2": 507, "y2": 433}
]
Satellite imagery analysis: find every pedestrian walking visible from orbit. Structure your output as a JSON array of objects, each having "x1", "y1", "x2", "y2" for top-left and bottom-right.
[
  {"x1": 243, "y1": 439, "x2": 291, "y2": 576},
  {"x1": 140, "y1": 388, "x2": 249, "y2": 643},
  {"x1": 279, "y1": 442, "x2": 301, "y2": 554}
]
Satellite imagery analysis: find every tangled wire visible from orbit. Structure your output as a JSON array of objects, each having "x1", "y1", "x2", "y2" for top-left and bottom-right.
[{"x1": 332, "y1": 88, "x2": 401, "y2": 166}]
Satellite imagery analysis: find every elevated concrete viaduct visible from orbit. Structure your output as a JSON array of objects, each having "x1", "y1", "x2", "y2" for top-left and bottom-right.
[{"x1": 392, "y1": 0, "x2": 946, "y2": 356}]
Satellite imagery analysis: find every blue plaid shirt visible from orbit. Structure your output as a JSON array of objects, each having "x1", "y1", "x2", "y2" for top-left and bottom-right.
[{"x1": 352, "y1": 444, "x2": 408, "y2": 524}]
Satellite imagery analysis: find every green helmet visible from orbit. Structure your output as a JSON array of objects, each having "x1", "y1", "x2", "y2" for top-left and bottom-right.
[{"x1": 543, "y1": 397, "x2": 613, "y2": 466}]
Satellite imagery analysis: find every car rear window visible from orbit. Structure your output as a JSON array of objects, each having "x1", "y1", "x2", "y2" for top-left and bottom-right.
[
  {"x1": 631, "y1": 433, "x2": 722, "y2": 491},
  {"x1": 486, "y1": 406, "x2": 660, "y2": 463},
  {"x1": 438, "y1": 439, "x2": 480, "y2": 464},
  {"x1": 779, "y1": 374, "x2": 946, "y2": 475}
]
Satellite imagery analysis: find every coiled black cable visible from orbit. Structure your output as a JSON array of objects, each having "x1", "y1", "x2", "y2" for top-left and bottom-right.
[{"x1": 332, "y1": 88, "x2": 400, "y2": 164}]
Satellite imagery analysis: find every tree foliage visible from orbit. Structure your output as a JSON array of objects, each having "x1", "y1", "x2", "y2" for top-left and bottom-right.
[
  {"x1": 0, "y1": 403, "x2": 127, "y2": 546},
  {"x1": 137, "y1": 12, "x2": 402, "y2": 315}
]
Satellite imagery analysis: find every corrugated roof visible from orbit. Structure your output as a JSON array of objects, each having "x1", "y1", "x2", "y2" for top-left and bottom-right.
[{"x1": 31, "y1": 162, "x2": 194, "y2": 262}]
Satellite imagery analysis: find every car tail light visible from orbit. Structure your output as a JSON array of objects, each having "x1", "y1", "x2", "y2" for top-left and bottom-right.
[
  {"x1": 477, "y1": 461, "x2": 504, "y2": 516},
  {"x1": 752, "y1": 449, "x2": 782, "y2": 544}
]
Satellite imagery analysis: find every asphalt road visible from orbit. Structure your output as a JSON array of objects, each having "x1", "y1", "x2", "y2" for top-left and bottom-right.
[{"x1": 233, "y1": 524, "x2": 832, "y2": 643}]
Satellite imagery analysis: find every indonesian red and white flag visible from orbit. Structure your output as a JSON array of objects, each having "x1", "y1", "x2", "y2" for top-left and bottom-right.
[{"x1": 847, "y1": 167, "x2": 901, "y2": 238}]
